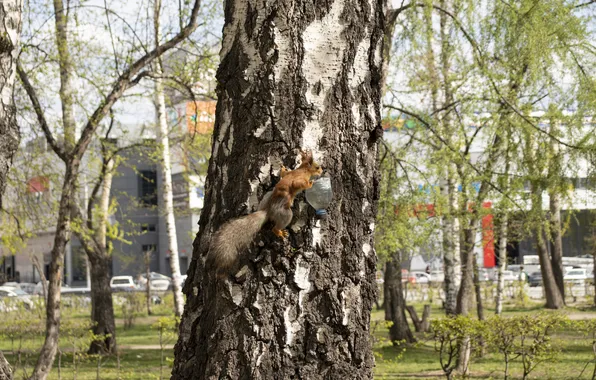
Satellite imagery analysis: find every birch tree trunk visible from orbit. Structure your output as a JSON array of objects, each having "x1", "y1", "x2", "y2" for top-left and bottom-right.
[
  {"x1": 0, "y1": 351, "x2": 11, "y2": 380},
  {"x1": 153, "y1": 0, "x2": 184, "y2": 318},
  {"x1": 0, "y1": 0, "x2": 22, "y2": 210},
  {"x1": 442, "y1": 176, "x2": 460, "y2": 315},
  {"x1": 0, "y1": 1, "x2": 22, "y2": 375},
  {"x1": 172, "y1": 1, "x2": 385, "y2": 378},
  {"x1": 495, "y1": 213, "x2": 507, "y2": 315}
]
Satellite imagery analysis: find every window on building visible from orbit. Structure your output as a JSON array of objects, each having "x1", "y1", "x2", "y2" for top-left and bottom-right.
[
  {"x1": 138, "y1": 170, "x2": 157, "y2": 207},
  {"x1": 141, "y1": 224, "x2": 156, "y2": 233}
]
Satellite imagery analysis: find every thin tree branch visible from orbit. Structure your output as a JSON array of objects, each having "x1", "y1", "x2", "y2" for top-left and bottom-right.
[
  {"x1": 72, "y1": 0, "x2": 203, "y2": 161},
  {"x1": 17, "y1": 62, "x2": 68, "y2": 161}
]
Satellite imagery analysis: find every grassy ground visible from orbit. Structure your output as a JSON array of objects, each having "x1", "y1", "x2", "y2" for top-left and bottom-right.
[
  {"x1": 3, "y1": 296, "x2": 596, "y2": 379},
  {"x1": 372, "y1": 303, "x2": 596, "y2": 379}
]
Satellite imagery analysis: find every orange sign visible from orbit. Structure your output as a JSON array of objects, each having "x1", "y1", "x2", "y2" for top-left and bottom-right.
[{"x1": 186, "y1": 101, "x2": 216, "y2": 134}]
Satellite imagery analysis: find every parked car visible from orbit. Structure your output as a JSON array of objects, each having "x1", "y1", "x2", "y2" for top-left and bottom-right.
[
  {"x1": 0, "y1": 282, "x2": 37, "y2": 294},
  {"x1": 564, "y1": 268, "x2": 587, "y2": 284},
  {"x1": 409, "y1": 272, "x2": 431, "y2": 284},
  {"x1": 430, "y1": 270, "x2": 445, "y2": 283},
  {"x1": 501, "y1": 270, "x2": 517, "y2": 282},
  {"x1": 110, "y1": 276, "x2": 137, "y2": 291},
  {"x1": 138, "y1": 272, "x2": 171, "y2": 291},
  {"x1": 0, "y1": 286, "x2": 34, "y2": 310},
  {"x1": 588, "y1": 269, "x2": 595, "y2": 285},
  {"x1": 528, "y1": 271, "x2": 543, "y2": 287}
]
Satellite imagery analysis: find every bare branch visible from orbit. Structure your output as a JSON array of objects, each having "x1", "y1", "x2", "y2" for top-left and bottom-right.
[
  {"x1": 17, "y1": 62, "x2": 68, "y2": 161},
  {"x1": 72, "y1": 0, "x2": 203, "y2": 160}
]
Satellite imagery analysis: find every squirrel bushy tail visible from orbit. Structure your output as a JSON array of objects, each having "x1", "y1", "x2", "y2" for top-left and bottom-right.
[{"x1": 206, "y1": 210, "x2": 268, "y2": 276}]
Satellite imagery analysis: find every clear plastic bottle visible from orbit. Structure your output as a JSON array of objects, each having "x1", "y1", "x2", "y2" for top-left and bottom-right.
[{"x1": 305, "y1": 176, "x2": 333, "y2": 218}]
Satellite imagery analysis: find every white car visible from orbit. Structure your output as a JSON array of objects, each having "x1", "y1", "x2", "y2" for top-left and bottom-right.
[
  {"x1": 110, "y1": 276, "x2": 137, "y2": 291},
  {"x1": 501, "y1": 270, "x2": 518, "y2": 282},
  {"x1": 0, "y1": 286, "x2": 34, "y2": 310},
  {"x1": 410, "y1": 272, "x2": 431, "y2": 284},
  {"x1": 138, "y1": 272, "x2": 171, "y2": 291},
  {"x1": 564, "y1": 268, "x2": 587, "y2": 284},
  {"x1": 430, "y1": 270, "x2": 445, "y2": 283}
]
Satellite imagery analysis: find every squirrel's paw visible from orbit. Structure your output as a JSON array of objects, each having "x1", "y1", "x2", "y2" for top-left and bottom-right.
[
  {"x1": 273, "y1": 228, "x2": 289, "y2": 238},
  {"x1": 280, "y1": 166, "x2": 289, "y2": 177}
]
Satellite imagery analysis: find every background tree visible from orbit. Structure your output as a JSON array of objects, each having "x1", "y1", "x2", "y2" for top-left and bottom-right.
[
  {"x1": 0, "y1": 0, "x2": 23, "y2": 378},
  {"x1": 171, "y1": 0, "x2": 385, "y2": 378},
  {"x1": 17, "y1": 0, "x2": 203, "y2": 376}
]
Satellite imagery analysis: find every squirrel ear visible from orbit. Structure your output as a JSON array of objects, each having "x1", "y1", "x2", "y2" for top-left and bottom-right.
[{"x1": 300, "y1": 149, "x2": 314, "y2": 164}]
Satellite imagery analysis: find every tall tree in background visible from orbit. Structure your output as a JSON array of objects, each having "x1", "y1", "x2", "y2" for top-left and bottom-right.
[
  {"x1": 17, "y1": 0, "x2": 202, "y2": 376},
  {"x1": 0, "y1": 0, "x2": 22, "y2": 211},
  {"x1": 0, "y1": 1, "x2": 22, "y2": 378},
  {"x1": 153, "y1": 0, "x2": 185, "y2": 318},
  {"x1": 172, "y1": 0, "x2": 385, "y2": 377}
]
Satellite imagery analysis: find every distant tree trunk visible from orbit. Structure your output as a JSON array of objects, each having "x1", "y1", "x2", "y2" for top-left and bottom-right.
[
  {"x1": 593, "y1": 250, "x2": 596, "y2": 307},
  {"x1": 0, "y1": 351, "x2": 11, "y2": 380},
  {"x1": 73, "y1": 152, "x2": 117, "y2": 354},
  {"x1": 88, "y1": 254, "x2": 116, "y2": 353},
  {"x1": 171, "y1": 0, "x2": 384, "y2": 377},
  {"x1": 153, "y1": 0, "x2": 184, "y2": 318},
  {"x1": 442, "y1": 176, "x2": 460, "y2": 315},
  {"x1": 473, "y1": 257, "x2": 484, "y2": 322},
  {"x1": 549, "y1": 191, "x2": 565, "y2": 301},
  {"x1": 532, "y1": 184, "x2": 564, "y2": 309},
  {"x1": 33, "y1": 164, "x2": 80, "y2": 379},
  {"x1": 495, "y1": 214, "x2": 508, "y2": 315},
  {"x1": 387, "y1": 254, "x2": 415, "y2": 344},
  {"x1": 406, "y1": 304, "x2": 430, "y2": 333},
  {"x1": 144, "y1": 251, "x2": 153, "y2": 316},
  {"x1": 384, "y1": 263, "x2": 392, "y2": 321},
  {"x1": 0, "y1": 0, "x2": 22, "y2": 210},
  {"x1": 457, "y1": 227, "x2": 476, "y2": 316}
]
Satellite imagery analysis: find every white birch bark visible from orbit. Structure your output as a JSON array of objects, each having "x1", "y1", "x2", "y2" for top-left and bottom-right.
[
  {"x1": 0, "y1": 0, "x2": 23, "y2": 209},
  {"x1": 495, "y1": 214, "x2": 507, "y2": 315},
  {"x1": 154, "y1": 0, "x2": 184, "y2": 318}
]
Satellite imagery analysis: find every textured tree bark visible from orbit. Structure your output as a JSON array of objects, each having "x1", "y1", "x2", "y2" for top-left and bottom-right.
[
  {"x1": 172, "y1": 0, "x2": 385, "y2": 378},
  {"x1": 0, "y1": 0, "x2": 22, "y2": 210},
  {"x1": 387, "y1": 254, "x2": 415, "y2": 344},
  {"x1": 154, "y1": 0, "x2": 184, "y2": 318},
  {"x1": 0, "y1": 1, "x2": 22, "y2": 375}
]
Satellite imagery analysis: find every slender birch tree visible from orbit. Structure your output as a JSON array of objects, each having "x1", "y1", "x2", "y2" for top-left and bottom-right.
[{"x1": 153, "y1": 0, "x2": 184, "y2": 318}]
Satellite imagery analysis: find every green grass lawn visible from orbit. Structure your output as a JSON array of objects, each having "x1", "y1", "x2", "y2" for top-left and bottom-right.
[{"x1": 3, "y1": 297, "x2": 596, "y2": 379}]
